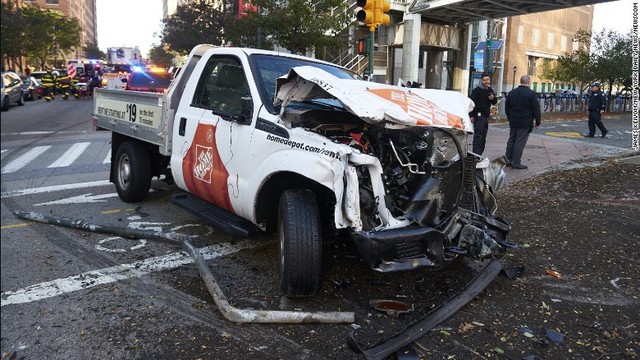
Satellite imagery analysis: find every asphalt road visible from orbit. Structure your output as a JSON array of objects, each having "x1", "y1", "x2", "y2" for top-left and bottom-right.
[{"x1": 1, "y1": 99, "x2": 637, "y2": 359}]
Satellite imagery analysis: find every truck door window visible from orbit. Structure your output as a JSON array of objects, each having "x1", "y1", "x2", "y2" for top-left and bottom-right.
[{"x1": 193, "y1": 57, "x2": 249, "y2": 116}]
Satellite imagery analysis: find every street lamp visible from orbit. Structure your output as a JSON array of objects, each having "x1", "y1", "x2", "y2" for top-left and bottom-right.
[{"x1": 512, "y1": 66, "x2": 518, "y2": 91}]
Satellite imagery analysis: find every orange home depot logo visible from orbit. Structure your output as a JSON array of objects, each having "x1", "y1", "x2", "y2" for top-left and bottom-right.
[
  {"x1": 193, "y1": 145, "x2": 213, "y2": 183},
  {"x1": 367, "y1": 89, "x2": 464, "y2": 129},
  {"x1": 182, "y1": 124, "x2": 233, "y2": 212}
]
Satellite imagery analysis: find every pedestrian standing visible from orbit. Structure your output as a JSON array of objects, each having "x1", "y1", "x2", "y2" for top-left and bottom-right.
[
  {"x1": 583, "y1": 82, "x2": 608, "y2": 138},
  {"x1": 57, "y1": 71, "x2": 72, "y2": 100},
  {"x1": 468, "y1": 73, "x2": 497, "y2": 155},
  {"x1": 504, "y1": 75, "x2": 541, "y2": 170}
]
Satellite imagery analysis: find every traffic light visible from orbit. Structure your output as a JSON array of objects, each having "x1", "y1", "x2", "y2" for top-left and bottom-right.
[
  {"x1": 356, "y1": 0, "x2": 391, "y2": 30},
  {"x1": 356, "y1": 0, "x2": 375, "y2": 29},
  {"x1": 357, "y1": 38, "x2": 368, "y2": 55}
]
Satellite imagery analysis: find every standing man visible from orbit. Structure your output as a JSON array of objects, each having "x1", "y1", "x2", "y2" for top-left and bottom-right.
[
  {"x1": 584, "y1": 82, "x2": 608, "y2": 138},
  {"x1": 504, "y1": 75, "x2": 541, "y2": 170},
  {"x1": 468, "y1": 73, "x2": 497, "y2": 155}
]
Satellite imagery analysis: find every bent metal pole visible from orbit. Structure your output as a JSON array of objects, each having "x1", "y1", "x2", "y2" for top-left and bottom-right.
[{"x1": 13, "y1": 210, "x2": 355, "y2": 324}]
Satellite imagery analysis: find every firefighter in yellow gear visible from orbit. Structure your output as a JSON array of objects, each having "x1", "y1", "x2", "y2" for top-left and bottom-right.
[
  {"x1": 57, "y1": 72, "x2": 72, "y2": 100},
  {"x1": 41, "y1": 68, "x2": 56, "y2": 101},
  {"x1": 70, "y1": 76, "x2": 80, "y2": 99}
]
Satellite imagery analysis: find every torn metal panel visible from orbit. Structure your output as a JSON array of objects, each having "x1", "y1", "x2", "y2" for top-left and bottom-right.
[{"x1": 275, "y1": 66, "x2": 474, "y2": 133}]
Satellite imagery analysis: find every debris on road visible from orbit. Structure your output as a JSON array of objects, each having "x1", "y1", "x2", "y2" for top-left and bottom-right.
[{"x1": 12, "y1": 210, "x2": 355, "y2": 324}]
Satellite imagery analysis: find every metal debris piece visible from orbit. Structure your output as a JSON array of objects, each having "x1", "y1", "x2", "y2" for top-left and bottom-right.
[
  {"x1": 370, "y1": 299, "x2": 415, "y2": 317},
  {"x1": 502, "y1": 265, "x2": 525, "y2": 279},
  {"x1": 545, "y1": 328, "x2": 565, "y2": 343},
  {"x1": 348, "y1": 260, "x2": 502, "y2": 360},
  {"x1": 13, "y1": 210, "x2": 355, "y2": 324}
]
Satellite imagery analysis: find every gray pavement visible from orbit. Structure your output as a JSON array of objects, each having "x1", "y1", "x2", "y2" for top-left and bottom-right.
[{"x1": 479, "y1": 113, "x2": 639, "y2": 185}]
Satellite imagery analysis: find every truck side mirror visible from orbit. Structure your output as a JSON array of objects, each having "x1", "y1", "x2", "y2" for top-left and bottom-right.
[{"x1": 236, "y1": 96, "x2": 253, "y2": 125}]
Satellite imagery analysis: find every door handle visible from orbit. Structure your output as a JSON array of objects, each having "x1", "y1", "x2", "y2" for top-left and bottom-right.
[{"x1": 179, "y1": 117, "x2": 186, "y2": 136}]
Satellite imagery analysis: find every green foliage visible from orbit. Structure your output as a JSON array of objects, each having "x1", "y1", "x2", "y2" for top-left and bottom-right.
[
  {"x1": 160, "y1": 0, "x2": 227, "y2": 55},
  {"x1": 1, "y1": 1, "x2": 26, "y2": 70},
  {"x1": 1, "y1": 3, "x2": 82, "y2": 70},
  {"x1": 148, "y1": 44, "x2": 175, "y2": 68},
  {"x1": 590, "y1": 29, "x2": 632, "y2": 102},
  {"x1": 83, "y1": 41, "x2": 106, "y2": 60},
  {"x1": 240, "y1": 0, "x2": 352, "y2": 54},
  {"x1": 160, "y1": 0, "x2": 351, "y2": 55},
  {"x1": 537, "y1": 59, "x2": 562, "y2": 88}
]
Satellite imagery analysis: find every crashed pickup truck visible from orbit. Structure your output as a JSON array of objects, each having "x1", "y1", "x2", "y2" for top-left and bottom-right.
[{"x1": 93, "y1": 45, "x2": 511, "y2": 298}]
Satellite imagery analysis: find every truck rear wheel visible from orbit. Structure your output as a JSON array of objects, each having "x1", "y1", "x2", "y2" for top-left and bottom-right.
[
  {"x1": 114, "y1": 141, "x2": 152, "y2": 202},
  {"x1": 278, "y1": 189, "x2": 322, "y2": 297}
]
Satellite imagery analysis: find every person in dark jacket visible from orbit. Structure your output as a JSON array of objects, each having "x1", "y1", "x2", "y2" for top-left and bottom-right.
[
  {"x1": 468, "y1": 73, "x2": 497, "y2": 155},
  {"x1": 584, "y1": 82, "x2": 608, "y2": 138},
  {"x1": 504, "y1": 75, "x2": 541, "y2": 169}
]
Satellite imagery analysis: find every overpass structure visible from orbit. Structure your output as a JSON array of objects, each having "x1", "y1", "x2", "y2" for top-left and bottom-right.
[{"x1": 358, "y1": 0, "x2": 617, "y2": 93}]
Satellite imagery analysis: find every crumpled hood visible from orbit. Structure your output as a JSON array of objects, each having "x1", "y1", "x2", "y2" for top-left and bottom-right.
[{"x1": 275, "y1": 66, "x2": 474, "y2": 133}]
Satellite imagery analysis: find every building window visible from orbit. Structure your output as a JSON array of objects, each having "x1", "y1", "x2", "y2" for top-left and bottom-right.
[
  {"x1": 532, "y1": 82, "x2": 538, "y2": 92},
  {"x1": 46, "y1": 0, "x2": 59, "y2": 4},
  {"x1": 527, "y1": 56, "x2": 537, "y2": 76},
  {"x1": 573, "y1": 41, "x2": 579, "y2": 52},
  {"x1": 517, "y1": 25, "x2": 524, "y2": 44},
  {"x1": 547, "y1": 32, "x2": 554, "y2": 49},
  {"x1": 532, "y1": 29, "x2": 540, "y2": 47},
  {"x1": 561, "y1": 35, "x2": 568, "y2": 52}
]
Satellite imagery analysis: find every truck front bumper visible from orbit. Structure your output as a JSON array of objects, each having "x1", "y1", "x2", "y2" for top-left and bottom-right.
[{"x1": 350, "y1": 207, "x2": 512, "y2": 272}]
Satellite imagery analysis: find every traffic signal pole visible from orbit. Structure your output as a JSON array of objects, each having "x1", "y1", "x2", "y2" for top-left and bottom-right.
[
  {"x1": 356, "y1": 0, "x2": 390, "y2": 79},
  {"x1": 368, "y1": 28, "x2": 375, "y2": 77}
]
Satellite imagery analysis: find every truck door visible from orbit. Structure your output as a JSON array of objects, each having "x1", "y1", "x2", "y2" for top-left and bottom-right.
[{"x1": 170, "y1": 54, "x2": 255, "y2": 215}]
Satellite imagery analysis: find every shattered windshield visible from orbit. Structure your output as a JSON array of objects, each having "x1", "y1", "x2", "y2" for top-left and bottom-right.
[{"x1": 249, "y1": 54, "x2": 356, "y2": 113}]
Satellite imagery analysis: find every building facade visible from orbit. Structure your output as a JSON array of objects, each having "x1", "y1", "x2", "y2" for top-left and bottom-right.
[
  {"x1": 22, "y1": 0, "x2": 98, "y2": 58},
  {"x1": 502, "y1": 6, "x2": 593, "y2": 94}
]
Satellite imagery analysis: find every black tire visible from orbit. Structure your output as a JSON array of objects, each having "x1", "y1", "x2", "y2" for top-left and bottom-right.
[
  {"x1": 17, "y1": 96, "x2": 24, "y2": 106},
  {"x1": 114, "y1": 141, "x2": 152, "y2": 202},
  {"x1": 1, "y1": 96, "x2": 8, "y2": 111},
  {"x1": 278, "y1": 189, "x2": 322, "y2": 297}
]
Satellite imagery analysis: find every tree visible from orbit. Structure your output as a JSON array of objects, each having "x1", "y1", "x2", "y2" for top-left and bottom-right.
[
  {"x1": 20, "y1": 5, "x2": 81, "y2": 69},
  {"x1": 537, "y1": 59, "x2": 562, "y2": 91},
  {"x1": 160, "y1": 0, "x2": 227, "y2": 55},
  {"x1": 590, "y1": 29, "x2": 632, "y2": 110},
  {"x1": 83, "y1": 41, "x2": 106, "y2": 60},
  {"x1": 1, "y1": 1, "x2": 26, "y2": 71},
  {"x1": 148, "y1": 44, "x2": 175, "y2": 68},
  {"x1": 237, "y1": 0, "x2": 352, "y2": 54}
]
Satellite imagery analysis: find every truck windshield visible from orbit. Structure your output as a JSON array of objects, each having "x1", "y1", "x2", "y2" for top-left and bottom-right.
[{"x1": 250, "y1": 54, "x2": 357, "y2": 114}]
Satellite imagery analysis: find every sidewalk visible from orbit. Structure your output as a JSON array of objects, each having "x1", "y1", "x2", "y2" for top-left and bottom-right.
[{"x1": 479, "y1": 113, "x2": 637, "y2": 185}]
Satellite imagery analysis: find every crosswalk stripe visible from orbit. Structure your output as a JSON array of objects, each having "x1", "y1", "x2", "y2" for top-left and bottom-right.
[
  {"x1": 1, "y1": 146, "x2": 52, "y2": 174},
  {"x1": 48, "y1": 142, "x2": 91, "y2": 168},
  {"x1": 103, "y1": 149, "x2": 111, "y2": 164},
  {"x1": 1, "y1": 150, "x2": 7, "y2": 154}
]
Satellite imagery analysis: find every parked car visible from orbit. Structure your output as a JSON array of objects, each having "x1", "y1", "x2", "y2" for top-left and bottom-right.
[
  {"x1": 1, "y1": 71, "x2": 25, "y2": 111},
  {"x1": 124, "y1": 70, "x2": 172, "y2": 93},
  {"x1": 22, "y1": 76, "x2": 43, "y2": 101}
]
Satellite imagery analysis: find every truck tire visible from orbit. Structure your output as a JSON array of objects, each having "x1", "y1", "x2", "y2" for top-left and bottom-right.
[
  {"x1": 114, "y1": 141, "x2": 152, "y2": 202},
  {"x1": 278, "y1": 189, "x2": 322, "y2": 297}
]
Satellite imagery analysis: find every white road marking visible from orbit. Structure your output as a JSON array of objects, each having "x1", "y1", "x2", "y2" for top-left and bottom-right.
[
  {"x1": 47, "y1": 142, "x2": 91, "y2": 168},
  {"x1": 1, "y1": 239, "x2": 268, "y2": 307},
  {"x1": 1, "y1": 149, "x2": 7, "y2": 154},
  {"x1": 1, "y1": 146, "x2": 51, "y2": 174},
  {"x1": 1, "y1": 180, "x2": 111, "y2": 198},
  {"x1": 33, "y1": 192, "x2": 119, "y2": 206},
  {"x1": 95, "y1": 237, "x2": 147, "y2": 253},
  {"x1": 103, "y1": 149, "x2": 111, "y2": 164}
]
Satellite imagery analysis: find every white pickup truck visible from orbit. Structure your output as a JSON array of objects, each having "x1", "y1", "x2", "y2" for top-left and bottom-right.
[{"x1": 93, "y1": 45, "x2": 512, "y2": 297}]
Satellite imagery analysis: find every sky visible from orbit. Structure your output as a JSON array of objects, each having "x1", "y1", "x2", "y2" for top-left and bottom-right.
[
  {"x1": 592, "y1": 0, "x2": 635, "y2": 34},
  {"x1": 96, "y1": 0, "x2": 163, "y2": 57},
  {"x1": 95, "y1": 0, "x2": 633, "y2": 58}
]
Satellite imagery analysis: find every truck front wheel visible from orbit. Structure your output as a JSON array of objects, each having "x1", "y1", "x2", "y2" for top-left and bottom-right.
[
  {"x1": 278, "y1": 189, "x2": 322, "y2": 297},
  {"x1": 114, "y1": 141, "x2": 152, "y2": 202}
]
